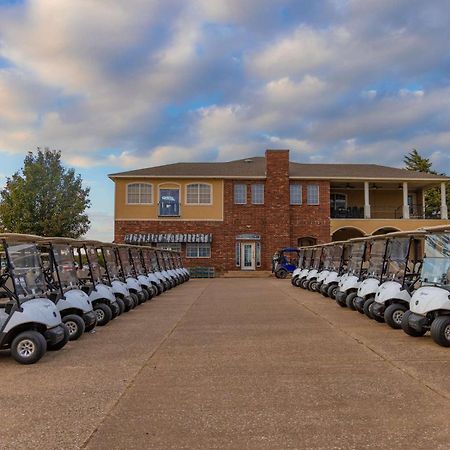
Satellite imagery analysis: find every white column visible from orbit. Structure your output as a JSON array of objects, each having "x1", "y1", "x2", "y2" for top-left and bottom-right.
[
  {"x1": 441, "y1": 182, "x2": 448, "y2": 220},
  {"x1": 364, "y1": 182, "x2": 371, "y2": 219},
  {"x1": 402, "y1": 182, "x2": 410, "y2": 219},
  {"x1": 421, "y1": 189, "x2": 426, "y2": 218}
]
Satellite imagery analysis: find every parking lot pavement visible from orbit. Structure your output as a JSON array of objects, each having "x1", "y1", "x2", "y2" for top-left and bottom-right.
[{"x1": 2, "y1": 279, "x2": 450, "y2": 449}]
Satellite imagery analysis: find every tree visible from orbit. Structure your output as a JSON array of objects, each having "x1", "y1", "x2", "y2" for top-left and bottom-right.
[
  {"x1": 403, "y1": 148, "x2": 449, "y2": 218},
  {"x1": 0, "y1": 148, "x2": 91, "y2": 237}
]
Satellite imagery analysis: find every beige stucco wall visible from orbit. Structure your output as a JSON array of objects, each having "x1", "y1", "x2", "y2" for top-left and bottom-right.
[{"x1": 114, "y1": 178, "x2": 224, "y2": 221}]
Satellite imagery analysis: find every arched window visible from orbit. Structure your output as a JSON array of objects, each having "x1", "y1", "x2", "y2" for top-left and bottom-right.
[
  {"x1": 186, "y1": 183, "x2": 212, "y2": 204},
  {"x1": 298, "y1": 237, "x2": 317, "y2": 247},
  {"x1": 127, "y1": 183, "x2": 153, "y2": 204}
]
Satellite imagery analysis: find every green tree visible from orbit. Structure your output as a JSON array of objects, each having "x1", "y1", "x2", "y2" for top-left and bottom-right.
[
  {"x1": 403, "y1": 148, "x2": 448, "y2": 218},
  {"x1": 0, "y1": 148, "x2": 91, "y2": 237}
]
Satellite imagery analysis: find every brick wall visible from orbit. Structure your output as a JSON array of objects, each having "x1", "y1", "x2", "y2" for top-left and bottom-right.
[{"x1": 114, "y1": 150, "x2": 332, "y2": 274}]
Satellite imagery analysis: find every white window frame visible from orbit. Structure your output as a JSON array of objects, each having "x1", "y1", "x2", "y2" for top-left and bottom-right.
[
  {"x1": 251, "y1": 184, "x2": 264, "y2": 205},
  {"x1": 185, "y1": 183, "x2": 213, "y2": 205},
  {"x1": 234, "y1": 184, "x2": 247, "y2": 204},
  {"x1": 186, "y1": 243, "x2": 211, "y2": 258},
  {"x1": 126, "y1": 183, "x2": 153, "y2": 205},
  {"x1": 290, "y1": 184, "x2": 302, "y2": 205},
  {"x1": 307, "y1": 184, "x2": 320, "y2": 205}
]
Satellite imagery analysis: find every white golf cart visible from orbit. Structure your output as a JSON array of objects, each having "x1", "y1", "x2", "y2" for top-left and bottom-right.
[
  {"x1": 40, "y1": 237, "x2": 97, "y2": 340},
  {"x1": 370, "y1": 231, "x2": 424, "y2": 327},
  {"x1": 401, "y1": 225, "x2": 450, "y2": 346},
  {"x1": 319, "y1": 242, "x2": 349, "y2": 299},
  {"x1": 305, "y1": 245, "x2": 325, "y2": 291},
  {"x1": 141, "y1": 247, "x2": 167, "y2": 294},
  {"x1": 116, "y1": 245, "x2": 147, "y2": 304},
  {"x1": 0, "y1": 234, "x2": 68, "y2": 364},
  {"x1": 72, "y1": 240, "x2": 120, "y2": 326},
  {"x1": 335, "y1": 237, "x2": 370, "y2": 309},
  {"x1": 129, "y1": 246, "x2": 156, "y2": 299},
  {"x1": 98, "y1": 243, "x2": 135, "y2": 312},
  {"x1": 291, "y1": 249, "x2": 307, "y2": 287},
  {"x1": 353, "y1": 236, "x2": 389, "y2": 315}
]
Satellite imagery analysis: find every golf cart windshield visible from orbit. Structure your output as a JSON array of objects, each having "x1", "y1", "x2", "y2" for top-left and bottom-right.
[
  {"x1": 8, "y1": 242, "x2": 46, "y2": 298},
  {"x1": 297, "y1": 250, "x2": 305, "y2": 268},
  {"x1": 312, "y1": 249, "x2": 322, "y2": 269},
  {"x1": 331, "y1": 245, "x2": 343, "y2": 270},
  {"x1": 367, "y1": 240, "x2": 387, "y2": 278},
  {"x1": 421, "y1": 233, "x2": 450, "y2": 287},
  {"x1": 347, "y1": 242, "x2": 365, "y2": 275},
  {"x1": 304, "y1": 249, "x2": 313, "y2": 267},
  {"x1": 131, "y1": 249, "x2": 145, "y2": 275},
  {"x1": 118, "y1": 248, "x2": 134, "y2": 277},
  {"x1": 385, "y1": 238, "x2": 410, "y2": 281},
  {"x1": 103, "y1": 246, "x2": 120, "y2": 280},
  {"x1": 151, "y1": 252, "x2": 159, "y2": 271},
  {"x1": 85, "y1": 246, "x2": 102, "y2": 284},
  {"x1": 322, "y1": 247, "x2": 333, "y2": 268},
  {"x1": 52, "y1": 244, "x2": 79, "y2": 287}
]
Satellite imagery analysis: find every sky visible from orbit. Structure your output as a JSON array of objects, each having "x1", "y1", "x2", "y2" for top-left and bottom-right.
[{"x1": 0, "y1": 0, "x2": 450, "y2": 241}]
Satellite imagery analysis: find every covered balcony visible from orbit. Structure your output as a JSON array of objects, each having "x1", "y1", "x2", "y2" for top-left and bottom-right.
[{"x1": 330, "y1": 179, "x2": 449, "y2": 241}]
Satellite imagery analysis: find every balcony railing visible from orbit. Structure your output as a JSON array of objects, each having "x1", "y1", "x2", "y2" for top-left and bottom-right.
[{"x1": 332, "y1": 204, "x2": 435, "y2": 220}]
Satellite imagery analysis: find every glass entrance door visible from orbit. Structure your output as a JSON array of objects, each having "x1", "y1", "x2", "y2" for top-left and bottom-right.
[{"x1": 241, "y1": 243, "x2": 255, "y2": 270}]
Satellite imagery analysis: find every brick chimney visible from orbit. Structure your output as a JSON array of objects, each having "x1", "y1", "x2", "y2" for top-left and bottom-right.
[{"x1": 265, "y1": 149, "x2": 291, "y2": 257}]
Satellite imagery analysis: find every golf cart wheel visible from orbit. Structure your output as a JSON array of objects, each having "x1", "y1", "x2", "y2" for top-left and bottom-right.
[
  {"x1": 153, "y1": 283, "x2": 162, "y2": 295},
  {"x1": 346, "y1": 292, "x2": 357, "y2": 310},
  {"x1": 11, "y1": 331, "x2": 47, "y2": 365},
  {"x1": 328, "y1": 284, "x2": 338, "y2": 300},
  {"x1": 94, "y1": 304, "x2": 112, "y2": 326},
  {"x1": 276, "y1": 269, "x2": 288, "y2": 279},
  {"x1": 141, "y1": 289, "x2": 149, "y2": 302},
  {"x1": 384, "y1": 303, "x2": 408, "y2": 329},
  {"x1": 299, "y1": 278, "x2": 308, "y2": 289},
  {"x1": 84, "y1": 320, "x2": 96, "y2": 332},
  {"x1": 110, "y1": 301, "x2": 120, "y2": 318},
  {"x1": 115, "y1": 297, "x2": 125, "y2": 315},
  {"x1": 130, "y1": 293, "x2": 139, "y2": 307},
  {"x1": 371, "y1": 304, "x2": 385, "y2": 323},
  {"x1": 335, "y1": 292, "x2": 347, "y2": 308},
  {"x1": 431, "y1": 316, "x2": 450, "y2": 347},
  {"x1": 401, "y1": 310, "x2": 427, "y2": 337},
  {"x1": 122, "y1": 296, "x2": 133, "y2": 312},
  {"x1": 294, "y1": 277, "x2": 302, "y2": 288},
  {"x1": 63, "y1": 314, "x2": 85, "y2": 341},
  {"x1": 48, "y1": 324, "x2": 70, "y2": 351},
  {"x1": 308, "y1": 280, "x2": 317, "y2": 291},
  {"x1": 363, "y1": 297, "x2": 375, "y2": 319}
]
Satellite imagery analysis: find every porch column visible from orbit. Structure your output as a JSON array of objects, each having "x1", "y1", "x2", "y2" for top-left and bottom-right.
[
  {"x1": 441, "y1": 182, "x2": 448, "y2": 220},
  {"x1": 421, "y1": 189, "x2": 426, "y2": 218},
  {"x1": 402, "y1": 182, "x2": 410, "y2": 219},
  {"x1": 364, "y1": 182, "x2": 371, "y2": 219}
]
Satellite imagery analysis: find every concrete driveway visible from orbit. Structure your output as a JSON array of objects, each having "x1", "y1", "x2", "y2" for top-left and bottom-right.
[{"x1": 1, "y1": 279, "x2": 450, "y2": 449}]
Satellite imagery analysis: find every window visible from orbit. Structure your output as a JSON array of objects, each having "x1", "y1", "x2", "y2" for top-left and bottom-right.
[
  {"x1": 127, "y1": 183, "x2": 152, "y2": 204},
  {"x1": 234, "y1": 184, "x2": 247, "y2": 204},
  {"x1": 307, "y1": 184, "x2": 320, "y2": 205},
  {"x1": 159, "y1": 188, "x2": 180, "y2": 216},
  {"x1": 186, "y1": 183, "x2": 212, "y2": 204},
  {"x1": 251, "y1": 184, "x2": 264, "y2": 204},
  {"x1": 186, "y1": 243, "x2": 211, "y2": 258},
  {"x1": 290, "y1": 184, "x2": 302, "y2": 205}
]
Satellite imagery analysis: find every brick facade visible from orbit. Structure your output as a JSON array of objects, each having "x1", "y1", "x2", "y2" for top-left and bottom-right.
[{"x1": 114, "y1": 150, "x2": 331, "y2": 274}]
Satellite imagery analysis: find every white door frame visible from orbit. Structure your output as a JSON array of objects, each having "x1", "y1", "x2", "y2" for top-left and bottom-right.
[{"x1": 241, "y1": 242, "x2": 256, "y2": 270}]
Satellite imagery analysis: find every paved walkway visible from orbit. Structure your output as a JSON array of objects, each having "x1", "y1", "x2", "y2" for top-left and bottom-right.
[{"x1": 1, "y1": 279, "x2": 450, "y2": 449}]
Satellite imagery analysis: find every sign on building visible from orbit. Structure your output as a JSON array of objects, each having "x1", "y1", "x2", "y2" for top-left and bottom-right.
[{"x1": 124, "y1": 233, "x2": 213, "y2": 244}]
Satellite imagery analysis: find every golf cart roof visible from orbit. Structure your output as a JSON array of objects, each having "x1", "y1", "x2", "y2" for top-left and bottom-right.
[
  {"x1": 418, "y1": 224, "x2": 450, "y2": 233},
  {"x1": 0, "y1": 233, "x2": 43, "y2": 242},
  {"x1": 37, "y1": 236, "x2": 83, "y2": 245},
  {"x1": 383, "y1": 229, "x2": 427, "y2": 239}
]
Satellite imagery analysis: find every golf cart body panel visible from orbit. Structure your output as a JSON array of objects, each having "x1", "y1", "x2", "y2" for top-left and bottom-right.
[
  {"x1": 126, "y1": 276, "x2": 143, "y2": 292},
  {"x1": 409, "y1": 286, "x2": 450, "y2": 315},
  {"x1": 357, "y1": 277, "x2": 380, "y2": 298},
  {"x1": 375, "y1": 280, "x2": 411, "y2": 304},
  {"x1": 317, "y1": 270, "x2": 330, "y2": 283},
  {"x1": 111, "y1": 280, "x2": 130, "y2": 297},
  {"x1": 61, "y1": 289, "x2": 92, "y2": 314},
  {"x1": 339, "y1": 274, "x2": 361, "y2": 293},
  {"x1": 3, "y1": 297, "x2": 62, "y2": 333}
]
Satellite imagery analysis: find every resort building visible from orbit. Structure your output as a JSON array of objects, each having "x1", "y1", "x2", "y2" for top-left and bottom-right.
[{"x1": 109, "y1": 150, "x2": 449, "y2": 274}]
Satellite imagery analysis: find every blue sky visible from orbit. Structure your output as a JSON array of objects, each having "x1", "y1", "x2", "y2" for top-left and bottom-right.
[{"x1": 0, "y1": 0, "x2": 450, "y2": 240}]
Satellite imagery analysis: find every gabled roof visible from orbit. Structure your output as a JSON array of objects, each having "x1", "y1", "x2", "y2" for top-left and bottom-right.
[{"x1": 108, "y1": 156, "x2": 449, "y2": 181}]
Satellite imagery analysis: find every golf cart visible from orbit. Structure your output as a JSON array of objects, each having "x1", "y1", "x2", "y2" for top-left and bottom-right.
[
  {"x1": 129, "y1": 246, "x2": 156, "y2": 299},
  {"x1": 292, "y1": 247, "x2": 315, "y2": 288},
  {"x1": 353, "y1": 235, "x2": 389, "y2": 315},
  {"x1": 370, "y1": 231, "x2": 424, "y2": 327},
  {"x1": 164, "y1": 250, "x2": 182, "y2": 285},
  {"x1": 156, "y1": 250, "x2": 176, "y2": 288},
  {"x1": 141, "y1": 247, "x2": 167, "y2": 294},
  {"x1": 116, "y1": 245, "x2": 147, "y2": 304},
  {"x1": 401, "y1": 225, "x2": 450, "y2": 346},
  {"x1": 335, "y1": 237, "x2": 370, "y2": 309},
  {"x1": 98, "y1": 243, "x2": 135, "y2": 312},
  {"x1": 272, "y1": 248, "x2": 301, "y2": 279},
  {"x1": 39, "y1": 237, "x2": 97, "y2": 340},
  {"x1": 319, "y1": 242, "x2": 349, "y2": 299},
  {"x1": 0, "y1": 234, "x2": 68, "y2": 364},
  {"x1": 173, "y1": 251, "x2": 189, "y2": 282},
  {"x1": 305, "y1": 245, "x2": 325, "y2": 291},
  {"x1": 72, "y1": 240, "x2": 121, "y2": 325}
]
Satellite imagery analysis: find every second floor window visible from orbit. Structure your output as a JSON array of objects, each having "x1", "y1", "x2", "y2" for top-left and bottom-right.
[
  {"x1": 290, "y1": 184, "x2": 302, "y2": 205},
  {"x1": 307, "y1": 184, "x2": 320, "y2": 205},
  {"x1": 186, "y1": 183, "x2": 212, "y2": 204},
  {"x1": 127, "y1": 183, "x2": 152, "y2": 204},
  {"x1": 234, "y1": 184, "x2": 247, "y2": 204},
  {"x1": 251, "y1": 184, "x2": 264, "y2": 204},
  {"x1": 159, "y1": 188, "x2": 180, "y2": 216}
]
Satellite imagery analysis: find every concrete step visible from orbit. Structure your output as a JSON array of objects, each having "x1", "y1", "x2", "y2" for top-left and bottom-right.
[{"x1": 221, "y1": 270, "x2": 273, "y2": 278}]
